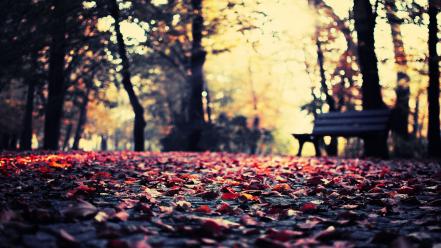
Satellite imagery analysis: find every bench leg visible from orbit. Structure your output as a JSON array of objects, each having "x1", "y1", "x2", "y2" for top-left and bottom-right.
[
  {"x1": 313, "y1": 138, "x2": 321, "y2": 157},
  {"x1": 297, "y1": 139, "x2": 305, "y2": 156}
]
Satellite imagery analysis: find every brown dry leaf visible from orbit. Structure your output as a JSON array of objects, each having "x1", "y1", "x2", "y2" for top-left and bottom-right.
[
  {"x1": 114, "y1": 211, "x2": 129, "y2": 221},
  {"x1": 63, "y1": 199, "x2": 97, "y2": 219}
]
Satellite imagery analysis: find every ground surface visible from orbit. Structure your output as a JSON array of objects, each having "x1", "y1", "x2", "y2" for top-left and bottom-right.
[{"x1": 0, "y1": 151, "x2": 440, "y2": 248}]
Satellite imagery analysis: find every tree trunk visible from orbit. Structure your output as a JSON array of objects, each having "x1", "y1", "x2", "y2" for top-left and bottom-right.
[
  {"x1": 62, "y1": 123, "x2": 73, "y2": 151},
  {"x1": 316, "y1": 38, "x2": 338, "y2": 156},
  {"x1": 101, "y1": 135, "x2": 108, "y2": 151},
  {"x1": 204, "y1": 85, "x2": 212, "y2": 124},
  {"x1": 110, "y1": 0, "x2": 146, "y2": 151},
  {"x1": 8, "y1": 134, "x2": 18, "y2": 150},
  {"x1": 309, "y1": 0, "x2": 338, "y2": 156},
  {"x1": 412, "y1": 92, "x2": 421, "y2": 138},
  {"x1": 43, "y1": 0, "x2": 66, "y2": 150},
  {"x1": 427, "y1": 0, "x2": 440, "y2": 157},
  {"x1": 20, "y1": 81, "x2": 35, "y2": 150},
  {"x1": 187, "y1": 0, "x2": 206, "y2": 151},
  {"x1": 1, "y1": 134, "x2": 10, "y2": 150},
  {"x1": 353, "y1": 0, "x2": 388, "y2": 158},
  {"x1": 72, "y1": 87, "x2": 90, "y2": 150},
  {"x1": 385, "y1": 0, "x2": 410, "y2": 138},
  {"x1": 114, "y1": 129, "x2": 121, "y2": 150}
]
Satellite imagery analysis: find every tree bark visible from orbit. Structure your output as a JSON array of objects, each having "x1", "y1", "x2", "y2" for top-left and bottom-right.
[
  {"x1": 43, "y1": 0, "x2": 67, "y2": 150},
  {"x1": 316, "y1": 39, "x2": 338, "y2": 156},
  {"x1": 353, "y1": 0, "x2": 388, "y2": 158},
  {"x1": 187, "y1": 0, "x2": 206, "y2": 151},
  {"x1": 385, "y1": 0, "x2": 410, "y2": 138},
  {"x1": 110, "y1": 0, "x2": 146, "y2": 151},
  {"x1": 62, "y1": 123, "x2": 73, "y2": 151},
  {"x1": 101, "y1": 135, "x2": 108, "y2": 151},
  {"x1": 0, "y1": 134, "x2": 9, "y2": 151},
  {"x1": 427, "y1": 0, "x2": 440, "y2": 157},
  {"x1": 8, "y1": 134, "x2": 18, "y2": 150},
  {"x1": 412, "y1": 92, "x2": 421, "y2": 138},
  {"x1": 20, "y1": 81, "x2": 35, "y2": 150},
  {"x1": 72, "y1": 87, "x2": 90, "y2": 150},
  {"x1": 310, "y1": 0, "x2": 338, "y2": 156},
  {"x1": 114, "y1": 129, "x2": 121, "y2": 150},
  {"x1": 204, "y1": 85, "x2": 212, "y2": 124}
]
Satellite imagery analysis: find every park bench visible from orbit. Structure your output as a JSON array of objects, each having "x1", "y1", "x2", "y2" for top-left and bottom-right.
[{"x1": 292, "y1": 109, "x2": 391, "y2": 156}]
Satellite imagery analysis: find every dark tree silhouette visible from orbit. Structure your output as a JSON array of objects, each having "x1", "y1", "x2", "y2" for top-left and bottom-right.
[
  {"x1": 187, "y1": 0, "x2": 207, "y2": 151},
  {"x1": 43, "y1": 0, "x2": 67, "y2": 150},
  {"x1": 315, "y1": 33, "x2": 338, "y2": 156},
  {"x1": 62, "y1": 121, "x2": 73, "y2": 151},
  {"x1": 110, "y1": 0, "x2": 146, "y2": 151},
  {"x1": 72, "y1": 86, "x2": 91, "y2": 150},
  {"x1": 353, "y1": 0, "x2": 388, "y2": 158},
  {"x1": 427, "y1": 0, "x2": 440, "y2": 157},
  {"x1": 385, "y1": 0, "x2": 410, "y2": 138},
  {"x1": 19, "y1": 81, "x2": 35, "y2": 150}
]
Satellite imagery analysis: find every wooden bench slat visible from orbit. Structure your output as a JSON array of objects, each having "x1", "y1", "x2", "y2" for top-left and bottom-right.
[
  {"x1": 315, "y1": 110, "x2": 390, "y2": 119},
  {"x1": 312, "y1": 124, "x2": 388, "y2": 136},
  {"x1": 314, "y1": 117, "x2": 389, "y2": 126}
]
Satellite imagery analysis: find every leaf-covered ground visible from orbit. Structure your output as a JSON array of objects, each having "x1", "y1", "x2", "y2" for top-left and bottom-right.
[{"x1": 0, "y1": 151, "x2": 440, "y2": 248}]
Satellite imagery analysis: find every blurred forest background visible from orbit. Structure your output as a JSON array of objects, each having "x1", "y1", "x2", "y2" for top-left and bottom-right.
[{"x1": 0, "y1": 0, "x2": 439, "y2": 158}]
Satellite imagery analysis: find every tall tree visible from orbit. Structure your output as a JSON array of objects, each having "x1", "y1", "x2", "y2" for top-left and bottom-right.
[
  {"x1": 385, "y1": 0, "x2": 410, "y2": 138},
  {"x1": 62, "y1": 121, "x2": 73, "y2": 150},
  {"x1": 353, "y1": 0, "x2": 388, "y2": 157},
  {"x1": 427, "y1": 0, "x2": 440, "y2": 157},
  {"x1": 43, "y1": 0, "x2": 67, "y2": 150},
  {"x1": 19, "y1": 81, "x2": 35, "y2": 150},
  {"x1": 316, "y1": 38, "x2": 338, "y2": 156},
  {"x1": 310, "y1": 0, "x2": 351, "y2": 156},
  {"x1": 72, "y1": 86, "x2": 91, "y2": 150},
  {"x1": 110, "y1": 0, "x2": 146, "y2": 151},
  {"x1": 187, "y1": 0, "x2": 207, "y2": 150}
]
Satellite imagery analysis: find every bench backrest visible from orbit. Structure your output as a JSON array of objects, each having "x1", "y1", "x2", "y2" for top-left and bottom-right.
[{"x1": 312, "y1": 109, "x2": 391, "y2": 136}]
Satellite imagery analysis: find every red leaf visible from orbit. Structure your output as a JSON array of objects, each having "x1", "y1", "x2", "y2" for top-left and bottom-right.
[
  {"x1": 125, "y1": 177, "x2": 138, "y2": 184},
  {"x1": 221, "y1": 186, "x2": 236, "y2": 193},
  {"x1": 216, "y1": 203, "x2": 234, "y2": 214},
  {"x1": 195, "y1": 205, "x2": 212, "y2": 214},
  {"x1": 221, "y1": 192, "x2": 239, "y2": 200},
  {"x1": 66, "y1": 184, "x2": 96, "y2": 198},
  {"x1": 272, "y1": 183, "x2": 291, "y2": 192},
  {"x1": 397, "y1": 186, "x2": 416, "y2": 195},
  {"x1": 300, "y1": 202, "x2": 317, "y2": 212},
  {"x1": 93, "y1": 172, "x2": 112, "y2": 179}
]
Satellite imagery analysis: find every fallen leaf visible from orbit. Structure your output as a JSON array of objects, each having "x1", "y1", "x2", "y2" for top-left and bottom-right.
[
  {"x1": 195, "y1": 205, "x2": 212, "y2": 214},
  {"x1": 300, "y1": 202, "x2": 317, "y2": 212},
  {"x1": 63, "y1": 199, "x2": 97, "y2": 219},
  {"x1": 114, "y1": 211, "x2": 129, "y2": 221},
  {"x1": 221, "y1": 192, "x2": 240, "y2": 200}
]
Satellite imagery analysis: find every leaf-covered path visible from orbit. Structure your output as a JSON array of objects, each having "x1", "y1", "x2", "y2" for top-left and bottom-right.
[{"x1": 0, "y1": 151, "x2": 440, "y2": 247}]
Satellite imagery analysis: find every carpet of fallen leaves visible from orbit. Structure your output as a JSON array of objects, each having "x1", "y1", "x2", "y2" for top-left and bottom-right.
[{"x1": 0, "y1": 151, "x2": 441, "y2": 248}]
